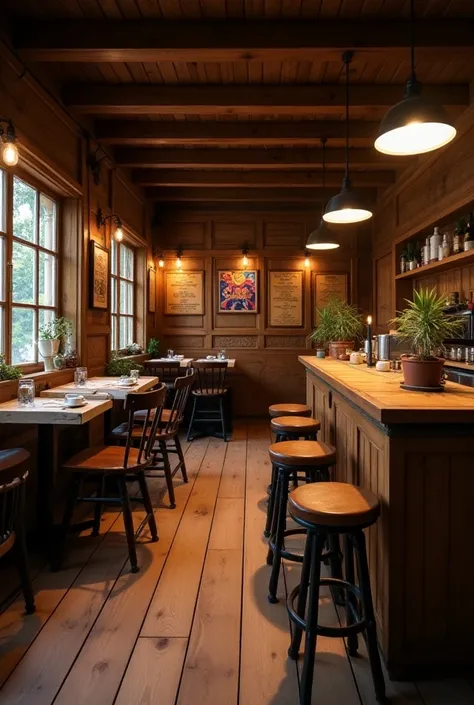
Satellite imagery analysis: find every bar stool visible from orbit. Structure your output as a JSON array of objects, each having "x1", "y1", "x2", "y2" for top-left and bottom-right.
[
  {"x1": 266, "y1": 440, "x2": 341, "y2": 604},
  {"x1": 0, "y1": 449, "x2": 35, "y2": 614},
  {"x1": 287, "y1": 482, "x2": 386, "y2": 705},
  {"x1": 269, "y1": 403, "x2": 311, "y2": 419},
  {"x1": 270, "y1": 416, "x2": 320, "y2": 442}
]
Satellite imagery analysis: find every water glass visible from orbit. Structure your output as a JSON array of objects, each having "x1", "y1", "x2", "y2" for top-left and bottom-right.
[
  {"x1": 18, "y1": 379, "x2": 35, "y2": 407},
  {"x1": 167, "y1": 349, "x2": 174, "y2": 359},
  {"x1": 218, "y1": 349, "x2": 226, "y2": 360},
  {"x1": 74, "y1": 367, "x2": 88, "y2": 386},
  {"x1": 130, "y1": 368, "x2": 140, "y2": 382}
]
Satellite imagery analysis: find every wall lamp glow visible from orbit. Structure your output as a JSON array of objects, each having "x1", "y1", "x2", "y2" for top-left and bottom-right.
[
  {"x1": 176, "y1": 247, "x2": 183, "y2": 269},
  {"x1": 96, "y1": 207, "x2": 124, "y2": 242},
  {"x1": 0, "y1": 119, "x2": 19, "y2": 167},
  {"x1": 304, "y1": 250, "x2": 311, "y2": 268},
  {"x1": 241, "y1": 244, "x2": 250, "y2": 267}
]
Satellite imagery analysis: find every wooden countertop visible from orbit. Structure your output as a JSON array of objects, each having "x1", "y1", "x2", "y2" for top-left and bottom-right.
[{"x1": 299, "y1": 356, "x2": 474, "y2": 424}]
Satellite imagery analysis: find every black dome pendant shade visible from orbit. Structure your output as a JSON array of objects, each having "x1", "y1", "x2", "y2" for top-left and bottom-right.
[
  {"x1": 323, "y1": 51, "x2": 373, "y2": 224},
  {"x1": 306, "y1": 138, "x2": 340, "y2": 250},
  {"x1": 374, "y1": 0, "x2": 456, "y2": 156}
]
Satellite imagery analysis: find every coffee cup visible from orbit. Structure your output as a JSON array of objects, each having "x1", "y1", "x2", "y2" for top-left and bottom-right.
[{"x1": 65, "y1": 393, "x2": 85, "y2": 407}]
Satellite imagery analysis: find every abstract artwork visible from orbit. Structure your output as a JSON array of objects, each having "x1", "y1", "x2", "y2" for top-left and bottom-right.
[{"x1": 218, "y1": 270, "x2": 258, "y2": 313}]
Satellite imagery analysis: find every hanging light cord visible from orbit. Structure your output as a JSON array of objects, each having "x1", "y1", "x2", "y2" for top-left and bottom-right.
[
  {"x1": 342, "y1": 51, "x2": 353, "y2": 186},
  {"x1": 409, "y1": 0, "x2": 415, "y2": 79}
]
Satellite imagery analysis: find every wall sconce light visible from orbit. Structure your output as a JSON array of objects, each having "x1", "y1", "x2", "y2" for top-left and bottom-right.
[
  {"x1": 87, "y1": 147, "x2": 109, "y2": 186},
  {"x1": 158, "y1": 254, "x2": 165, "y2": 268},
  {"x1": 304, "y1": 250, "x2": 311, "y2": 268},
  {"x1": 96, "y1": 207, "x2": 124, "y2": 242},
  {"x1": 176, "y1": 247, "x2": 183, "y2": 269},
  {"x1": 0, "y1": 119, "x2": 19, "y2": 167},
  {"x1": 241, "y1": 243, "x2": 250, "y2": 267}
]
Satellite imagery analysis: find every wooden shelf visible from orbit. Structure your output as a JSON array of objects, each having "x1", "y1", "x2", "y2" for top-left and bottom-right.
[{"x1": 395, "y1": 248, "x2": 474, "y2": 280}]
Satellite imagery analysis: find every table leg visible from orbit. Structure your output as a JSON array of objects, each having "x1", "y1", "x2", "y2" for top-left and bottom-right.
[{"x1": 36, "y1": 424, "x2": 59, "y2": 541}]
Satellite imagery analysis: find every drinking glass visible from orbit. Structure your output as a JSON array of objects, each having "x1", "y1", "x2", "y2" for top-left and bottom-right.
[
  {"x1": 74, "y1": 367, "x2": 88, "y2": 386},
  {"x1": 218, "y1": 349, "x2": 226, "y2": 360},
  {"x1": 17, "y1": 379, "x2": 35, "y2": 407},
  {"x1": 167, "y1": 349, "x2": 174, "y2": 359},
  {"x1": 130, "y1": 369, "x2": 140, "y2": 382}
]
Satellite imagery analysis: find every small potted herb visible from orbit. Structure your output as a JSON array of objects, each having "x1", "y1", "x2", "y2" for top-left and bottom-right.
[
  {"x1": 311, "y1": 298, "x2": 364, "y2": 360},
  {"x1": 106, "y1": 352, "x2": 144, "y2": 377},
  {"x1": 38, "y1": 317, "x2": 73, "y2": 370},
  {"x1": 391, "y1": 288, "x2": 463, "y2": 390},
  {"x1": 147, "y1": 337, "x2": 160, "y2": 358}
]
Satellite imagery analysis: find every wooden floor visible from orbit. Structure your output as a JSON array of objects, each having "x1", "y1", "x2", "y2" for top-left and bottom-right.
[{"x1": 0, "y1": 419, "x2": 473, "y2": 705}]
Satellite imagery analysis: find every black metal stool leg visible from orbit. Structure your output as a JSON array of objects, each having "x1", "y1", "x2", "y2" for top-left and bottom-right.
[
  {"x1": 327, "y1": 533, "x2": 344, "y2": 606},
  {"x1": 353, "y1": 529, "x2": 386, "y2": 704},
  {"x1": 299, "y1": 532, "x2": 326, "y2": 705},
  {"x1": 268, "y1": 470, "x2": 289, "y2": 603},
  {"x1": 344, "y1": 533, "x2": 358, "y2": 656},
  {"x1": 288, "y1": 531, "x2": 313, "y2": 659},
  {"x1": 266, "y1": 470, "x2": 282, "y2": 566},
  {"x1": 264, "y1": 463, "x2": 277, "y2": 537}
]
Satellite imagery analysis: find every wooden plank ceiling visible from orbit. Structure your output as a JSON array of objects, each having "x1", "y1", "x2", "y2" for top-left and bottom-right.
[{"x1": 5, "y1": 0, "x2": 474, "y2": 209}]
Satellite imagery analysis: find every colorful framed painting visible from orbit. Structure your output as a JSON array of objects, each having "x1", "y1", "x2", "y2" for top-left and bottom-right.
[
  {"x1": 218, "y1": 269, "x2": 258, "y2": 313},
  {"x1": 89, "y1": 240, "x2": 109, "y2": 310},
  {"x1": 148, "y1": 267, "x2": 156, "y2": 313}
]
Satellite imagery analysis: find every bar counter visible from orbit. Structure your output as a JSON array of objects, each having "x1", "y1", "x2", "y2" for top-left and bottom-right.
[{"x1": 299, "y1": 355, "x2": 474, "y2": 679}]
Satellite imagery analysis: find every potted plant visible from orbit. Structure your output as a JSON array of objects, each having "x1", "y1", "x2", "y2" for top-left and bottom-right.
[
  {"x1": 0, "y1": 355, "x2": 22, "y2": 381},
  {"x1": 311, "y1": 298, "x2": 364, "y2": 360},
  {"x1": 391, "y1": 288, "x2": 463, "y2": 390},
  {"x1": 106, "y1": 352, "x2": 144, "y2": 377},
  {"x1": 147, "y1": 337, "x2": 160, "y2": 358},
  {"x1": 38, "y1": 317, "x2": 73, "y2": 371}
]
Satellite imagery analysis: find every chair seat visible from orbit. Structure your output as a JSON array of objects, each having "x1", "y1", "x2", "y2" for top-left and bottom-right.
[
  {"x1": 192, "y1": 388, "x2": 228, "y2": 396},
  {"x1": 0, "y1": 448, "x2": 30, "y2": 486},
  {"x1": 289, "y1": 482, "x2": 380, "y2": 528},
  {"x1": 63, "y1": 445, "x2": 149, "y2": 473},
  {"x1": 268, "y1": 440, "x2": 336, "y2": 467},
  {"x1": 133, "y1": 408, "x2": 176, "y2": 424},
  {"x1": 269, "y1": 403, "x2": 311, "y2": 418},
  {"x1": 271, "y1": 415, "x2": 321, "y2": 435}
]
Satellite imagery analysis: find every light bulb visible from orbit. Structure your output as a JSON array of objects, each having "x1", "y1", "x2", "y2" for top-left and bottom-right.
[
  {"x1": 2, "y1": 142, "x2": 19, "y2": 167},
  {"x1": 304, "y1": 256, "x2": 310, "y2": 268},
  {"x1": 374, "y1": 121, "x2": 456, "y2": 156},
  {"x1": 176, "y1": 257, "x2": 182, "y2": 269},
  {"x1": 115, "y1": 226, "x2": 124, "y2": 242},
  {"x1": 323, "y1": 207, "x2": 373, "y2": 224},
  {"x1": 367, "y1": 315, "x2": 372, "y2": 325},
  {"x1": 159, "y1": 258, "x2": 164, "y2": 268},
  {"x1": 242, "y1": 254, "x2": 249, "y2": 266}
]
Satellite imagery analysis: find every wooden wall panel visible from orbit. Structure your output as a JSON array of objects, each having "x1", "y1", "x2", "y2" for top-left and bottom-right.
[
  {"x1": 212, "y1": 221, "x2": 256, "y2": 249},
  {"x1": 375, "y1": 253, "x2": 393, "y2": 333},
  {"x1": 263, "y1": 220, "x2": 306, "y2": 248}
]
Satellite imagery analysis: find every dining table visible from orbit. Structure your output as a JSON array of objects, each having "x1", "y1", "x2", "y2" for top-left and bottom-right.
[
  {"x1": 148, "y1": 357, "x2": 194, "y2": 367},
  {"x1": 39, "y1": 375, "x2": 159, "y2": 401},
  {"x1": 0, "y1": 396, "x2": 113, "y2": 544}
]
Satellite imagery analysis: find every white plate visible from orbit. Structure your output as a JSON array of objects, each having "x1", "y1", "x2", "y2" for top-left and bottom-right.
[{"x1": 64, "y1": 401, "x2": 88, "y2": 409}]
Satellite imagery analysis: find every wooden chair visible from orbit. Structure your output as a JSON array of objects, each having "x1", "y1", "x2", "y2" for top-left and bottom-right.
[
  {"x1": 144, "y1": 360, "x2": 181, "y2": 396},
  {"x1": 57, "y1": 385, "x2": 166, "y2": 573},
  {"x1": 0, "y1": 449, "x2": 35, "y2": 614},
  {"x1": 112, "y1": 371, "x2": 196, "y2": 509},
  {"x1": 186, "y1": 361, "x2": 229, "y2": 442}
]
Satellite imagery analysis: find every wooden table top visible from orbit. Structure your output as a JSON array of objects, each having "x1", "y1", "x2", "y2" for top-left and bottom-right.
[
  {"x1": 40, "y1": 376, "x2": 158, "y2": 401},
  {"x1": 148, "y1": 358, "x2": 193, "y2": 367},
  {"x1": 299, "y1": 356, "x2": 474, "y2": 424},
  {"x1": 0, "y1": 397, "x2": 112, "y2": 425}
]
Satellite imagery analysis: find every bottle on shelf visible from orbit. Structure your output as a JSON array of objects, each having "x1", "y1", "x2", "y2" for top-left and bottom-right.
[
  {"x1": 422, "y1": 236, "x2": 430, "y2": 266},
  {"x1": 430, "y1": 226, "x2": 441, "y2": 262},
  {"x1": 453, "y1": 218, "x2": 466, "y2": 254},
  {"x1": 400, "y1": 253, "x2": 407, "y2": 274},
  {"x1": 439, "y1": 232, "x2": 451, "y2": 261},
  {"x1": 464, "y1": 213, "x2": 474, "y2": 251}
]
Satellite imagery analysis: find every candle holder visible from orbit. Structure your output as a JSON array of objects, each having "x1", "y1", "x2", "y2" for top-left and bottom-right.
[{"x1": 366, "y1": 316, "x2": 374, "y2": 367}]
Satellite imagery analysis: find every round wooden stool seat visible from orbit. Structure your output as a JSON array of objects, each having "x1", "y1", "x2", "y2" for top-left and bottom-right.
[
  {"x1": 268, "y1": 403, "x2": 311, "y2": 419},
  {"x1": 271, "y1": 415, "x2": 320, "y2": 435},
  {"x1": 268, "y1": 440, "x2": 336, "y2": 468},
  {"x1": 289, "y1": 482, "x2": 380, "y2": 528}
]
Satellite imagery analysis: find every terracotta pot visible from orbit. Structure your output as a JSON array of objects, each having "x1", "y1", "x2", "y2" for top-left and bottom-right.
[
  {"x1": 329, "y1": 340, "x2": 354, "y2": 360},
  {"x1": 401, "y1": 356, "x2": 445, "y2": 389}
]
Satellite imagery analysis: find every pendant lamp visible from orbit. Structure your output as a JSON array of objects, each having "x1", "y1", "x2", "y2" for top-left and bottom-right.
[
  {"x1": 306, "y1": 138, "x2": 340, "y2": 250},
  {"x1": 323, "y1": 52, "x2": 373, "y2": 225},
  {"x1": 375, "y1": 0, "x2": 456, "y2": 156}
]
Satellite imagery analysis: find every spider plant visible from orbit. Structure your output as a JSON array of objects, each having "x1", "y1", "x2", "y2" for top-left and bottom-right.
[
  {"x1": 311, "y1": 297, "x2": 364, "y2": 345},
  {"x1": 390, "y1": 288, "x2": 463, "y2": 360}
]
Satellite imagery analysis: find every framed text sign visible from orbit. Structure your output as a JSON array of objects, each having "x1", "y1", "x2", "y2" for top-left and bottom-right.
[
  {"x1": 268, "y1": 270, "x2": 303, "y2": 327},
  {"x1": 165, "y1": 271, "x2": 204, "y2": 315},
  {"x1": 89, "y1": 240, "x2": 109, "y2": 310},
  {"x1": 218, "y1": 270, "x2": 258, "y2": 313},
  {"x1": 314, "y1": 272, "x2": 348, "y2": 323}
]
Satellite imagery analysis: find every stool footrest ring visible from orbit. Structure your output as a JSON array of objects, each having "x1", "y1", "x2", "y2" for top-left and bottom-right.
[{"x1": 287, "y1": 578, "x2": 367, "y2": 637}]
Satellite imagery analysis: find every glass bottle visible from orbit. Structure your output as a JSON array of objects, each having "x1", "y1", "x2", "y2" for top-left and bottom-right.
[
  {"x1": 440, "y1": 233, "x2": 451, "y2": 260},
  {"x1": 422, "y1": 236, "x2": 430, "y2": 266},
  {"x1": 400, "y1": 254, "x2": 407, "y2": 274},
  {"x1": 453, "y1": 219, "x2": 466, "y2": 254},
  {"x1": 464, "y1": 213, "x2": 474, "y2": 251},
  {"x1": 430, "y1": 226, "x2": 441, "y2": 262}
]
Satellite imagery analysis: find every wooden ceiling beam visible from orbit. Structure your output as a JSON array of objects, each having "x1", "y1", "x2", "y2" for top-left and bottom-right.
[
  {"x1": 115, "y1": 147, "x2": 398, "y2": 169},
  {"x1": 145, "y1": 186, "x2": 377, "y2": 202},
  {"x1": 133, "y1": 169, "x2": 394, "y2": 187},
  {"x1": 95, "y1": 120, "x2": 377, "y2": 146},
  {"x1": 15, "y1": 19, "x2": 474, "y2": 62},
  {"x1": 63, "y1": 84, "x2": 468, "y2": 116}
]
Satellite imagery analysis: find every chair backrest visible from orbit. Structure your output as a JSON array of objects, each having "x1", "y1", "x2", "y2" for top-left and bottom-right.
[
  {"x1": 0, "y1": 451, "x2": 29, "y2": 558},
  {"x1": 193, "y1": 361, "x2": 228, "y2": 395},
  {"x1": 161, "y1": 370, "x2": 196, "y2": 436},
  {"x1": 145, "y1": 360, "x2": 181, "y2": 385},
  {"x1": 123, "y1": 384, "x2": 166, "y2": 467}
]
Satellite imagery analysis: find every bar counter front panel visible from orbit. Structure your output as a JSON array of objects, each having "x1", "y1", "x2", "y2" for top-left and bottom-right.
[{"x1": 299, "y1": 356, "x2": 474, "y2": 679}]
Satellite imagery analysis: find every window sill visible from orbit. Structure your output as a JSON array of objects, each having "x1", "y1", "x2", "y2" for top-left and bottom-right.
[{"x1": 0, "y1": 368, "x2": 75, "y2": 397}]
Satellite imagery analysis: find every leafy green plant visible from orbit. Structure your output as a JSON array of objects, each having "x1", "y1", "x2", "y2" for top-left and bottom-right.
[
  {"x1": 38, "y1": 317, "x2": 73, "y2": 341},
  {"x1": 105, "y1": 353, "x2": 144, "y2": 377},
  {"x1": 310, "y1": 298, "x2": 364, "y2": 345},
  {"x1": 125, "y1": 342, "x2": 144, "y2": 355},
  {"x1": 390, "y1": 288, "x2": 464, "y2": 360},
  {"x1": 147, "y1": 337, "x2": 160, "y2": 356},
  {"x1": 0, "y1": 355, "x2": 22, "y2": 381}
]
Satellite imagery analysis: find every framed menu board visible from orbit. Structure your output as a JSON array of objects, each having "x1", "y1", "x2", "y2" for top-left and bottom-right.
[
  {"x1": 314, "y1": 273, "x2": 348, "y2": 323},
  {"x1": 268, "y1": 270, "x2": 303, "y2": 327},
  {"x1": 165, "y1": 271, "x2": 204, "y2": 315}
]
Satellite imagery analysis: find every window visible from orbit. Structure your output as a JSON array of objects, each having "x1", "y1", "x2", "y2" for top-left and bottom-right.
[
  {"x1": 0, "y1": 170, "x2": 59, "y2": 365},
  {"x1": 111, "y1": 239, "x2": 135, "y2": 351}
]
